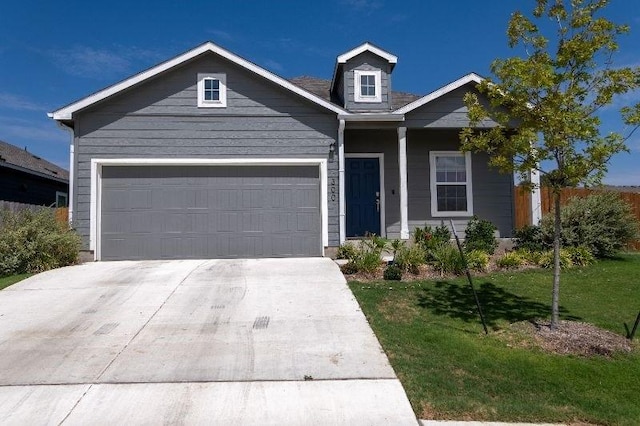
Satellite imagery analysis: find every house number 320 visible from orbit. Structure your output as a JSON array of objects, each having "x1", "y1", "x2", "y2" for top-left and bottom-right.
[{"x1": 330, "y1": 178, "x2": 336, "y2": 201}]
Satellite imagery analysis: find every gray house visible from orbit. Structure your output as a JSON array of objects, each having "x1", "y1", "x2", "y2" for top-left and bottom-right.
[{"x1": 49, "y1": 41, "x2": 519, "y2": 261}]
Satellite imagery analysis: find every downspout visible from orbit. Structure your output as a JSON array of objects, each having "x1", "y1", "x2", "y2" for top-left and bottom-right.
[
  {"x1": 338, "y1": 119, "x2": 346, "y2": 244},
  {"x1": 54, "y1": 121, "x2": 74, "y2": 225}
]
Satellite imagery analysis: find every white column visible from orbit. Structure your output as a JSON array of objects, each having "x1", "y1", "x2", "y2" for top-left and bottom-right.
[
  {"x1": 68, "y1": 143, "x2": 74, "y2": 224},
  {"x1": 338, "y1": 119, "x2": 346, "y2": 244},
  {"x1": 398, "y1": 126, "x2": 409, "y2": 239},
  {"x1": 530, "y1": 168, "x2": 542, "y2": 225}
]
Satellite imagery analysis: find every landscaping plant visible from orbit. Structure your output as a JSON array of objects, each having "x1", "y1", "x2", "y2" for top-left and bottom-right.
[
  {"x1": 0, "y1": 209, "x2": 81, "y2": 276},
  {"x1": 461, "y1": 0, "x2": 640, "y2": 328},
  {"x1": 464, "y1": 216, "x2": 498, "y2": 254}
]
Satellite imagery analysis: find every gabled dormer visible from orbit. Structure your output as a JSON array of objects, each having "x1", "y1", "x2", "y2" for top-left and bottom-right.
[{"x1": 330, "y1": 42, "x2": 397, "y2": 112}]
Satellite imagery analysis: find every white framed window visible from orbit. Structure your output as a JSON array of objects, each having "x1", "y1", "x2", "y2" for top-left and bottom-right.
[
  {"x1": 197, "y1": 73, "x2": 227, "y2": 108},
  {"x1": 429, "y1": 151, "x2": 473, "y2": 217},
  {"x1": 56, "y1": 191, "x2": 68, "y2": 208},
  {"x1": 354, "y1": 70, "x2": 381, "y2": 103}
]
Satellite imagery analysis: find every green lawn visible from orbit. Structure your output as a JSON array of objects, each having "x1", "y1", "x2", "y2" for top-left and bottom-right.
[
  {"x1": 349, "y1": 253, "x2": 640, "y2": 425},
  {"x1": 0, "y1": 274, "x2": 31, "y2": 290}
]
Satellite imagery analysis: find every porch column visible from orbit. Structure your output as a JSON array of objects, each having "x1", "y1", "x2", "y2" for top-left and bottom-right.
[
  {"x1": 530, "y1": 167, "x2": 542, "y2": 225},
  {"x1": 338, "y1": 119, "x2": 346, "y2": 244},
  {"x1": 398, "y1": 126, "x2": 409, "y2": 239}
]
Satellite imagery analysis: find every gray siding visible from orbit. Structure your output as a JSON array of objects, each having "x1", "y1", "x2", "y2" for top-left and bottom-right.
[
  {"x1": 404, "y1": 85, "x2": 499, "y2": 128},
  {"x1": 73, "y1": 53, "x2": 339, "y2": 250},
  {"x1": 343, "y1": 52, "x2": 392, "y2": 112},
  {"x1": 344, "y1": 128, "x2": 514, "y2": 239},
  {"x1": 405, "y1": 129, "x2": 514, "y2": 237}
]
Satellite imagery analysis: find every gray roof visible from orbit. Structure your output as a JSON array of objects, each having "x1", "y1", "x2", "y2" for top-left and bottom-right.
[
  {"x1": 0, "y1": 140, "x2": 69, "y2": 182},
  {"x1": 289, "y1": 76, "x2": 421, "y2": 110}
]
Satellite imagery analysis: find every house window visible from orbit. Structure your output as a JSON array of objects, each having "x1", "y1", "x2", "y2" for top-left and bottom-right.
[
  {"x1": 197, "y1": 73, "x2": 227, "y2": 108},
  {"x1": 354, "y1": 70, "x2": 381, "y2": 103},
  {"x1": 429, "y1": 151, "x2": 473, "y2": 217},
  {"x1": 56, "y1": 191, "x2": 68, "y2": 208}
]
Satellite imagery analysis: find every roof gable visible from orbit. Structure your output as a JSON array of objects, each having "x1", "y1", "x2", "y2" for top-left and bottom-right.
[
  {"x1": 393, "y1": 73, "x2": 484, "y2": 114},
  {"x1": 50, "y1": 41, "x2": 348, "y2": 121},
  {"x1": 337, "y1": 42, "x2": 397, "y2": 65}
]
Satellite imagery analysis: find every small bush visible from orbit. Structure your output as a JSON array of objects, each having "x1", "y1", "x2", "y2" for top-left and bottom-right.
[
  {"x1": 513, "y1": 248, "x2": 543, "y2": 265},
  {"x1": 383, "y1": 264, "x2": 403, "y2": 281},
  {"x1": 538, "y1": 249, "x2": 574, "y2": 270},
  {"x1": 431, "y1": 243, "x2": 465, "y2": 276},
  {"x1": 540, "y1": 192, "x2": 639, "y2": 258},
  {"x1": 340, "y1": 262, "x2": 359, "y2": 275},
  {"x1": 496, "y1": 251, "x2": 525, "y2": 269},
  {"x1": 564, "y1": 246, "x2": 595, "y2": 267},
  {"x1": 336, "y1": 243, "x2": 358, "y2": 261},
  {"x1": 414, "y1": 224, "x2": 451, "y2": 255},
  {"x1": 394, "y1": 244, "x2": 427, "y2": 274},
  {"x1": 0, "y1": 209, "x2": 81, "y2": 276},
  {"x1": 465, "y1": 249, "x2": 490, "y2": 271},
  {"x1": 513, "y1": 225, "x2": 549, "y2": 252},
  {"x1": 339, "y1": 233, "x2": 386, "y2": 274},
  {"x1": 464, "y1": 216, "x2": 498, "y2": 254}
]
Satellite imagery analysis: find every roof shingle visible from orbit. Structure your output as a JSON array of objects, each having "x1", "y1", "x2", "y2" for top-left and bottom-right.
[{"x1": 0, "y1": 140, "x2": 69, "y2": 182}]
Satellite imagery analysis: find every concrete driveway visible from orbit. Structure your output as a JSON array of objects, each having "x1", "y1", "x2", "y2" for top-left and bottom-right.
[{"x1": 0, "y1": 258, "x2": 418, "y2": 425}]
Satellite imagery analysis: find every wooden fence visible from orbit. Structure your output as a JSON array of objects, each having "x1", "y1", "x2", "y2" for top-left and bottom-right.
[
  {"x1": 0, "y1": 201, "x2": 69, "y2": 226},
  {"x1": 514, "y1": 186, "x2": 640, "y2": 250}
]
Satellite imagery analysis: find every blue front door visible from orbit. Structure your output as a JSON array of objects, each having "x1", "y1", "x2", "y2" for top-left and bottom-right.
[{"x1": 346, "y1": 158, "x2": 381, "y2": 237}]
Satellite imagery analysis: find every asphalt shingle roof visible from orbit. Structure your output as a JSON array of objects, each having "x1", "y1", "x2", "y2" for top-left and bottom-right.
[
  {"x1": 0, "y1": 140, "x2": 69, "y2": 182},
  {"x1": 289, "y1": 76, "x2": 421, "y2": 110}
]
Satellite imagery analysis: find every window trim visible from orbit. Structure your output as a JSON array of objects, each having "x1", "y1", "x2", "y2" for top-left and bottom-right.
[
  {"x1": 354, "y1": 70, "x2": 382, "y2": 103},
  {"x1": 429, "y1": 151, "x2": 473, "y2": 217},
  {"x1": 197, "y1": 73, "x2": 227, "y2": 108}
]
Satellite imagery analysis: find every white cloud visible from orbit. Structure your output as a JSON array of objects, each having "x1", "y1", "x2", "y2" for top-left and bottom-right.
[
  {"x1": 0, "y1": 116, "x2": 68, "y2": 145},
  {"x1": 0, "y1": 93, "x2": 47, "y2": 112},
  {"x1": 340, "y1": 0, "x2": 383, "y2": 10},
  {"x1": 207, "y1": 29, "x2": 234, "y2": 42},
  {"x1": 264, "y1": 59, "x2": 284, "y2": 72}
]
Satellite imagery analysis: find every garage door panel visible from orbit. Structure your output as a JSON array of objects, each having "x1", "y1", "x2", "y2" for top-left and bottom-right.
[{"x1": 101, "y1": 165, "x2": 321, "y2": 260}]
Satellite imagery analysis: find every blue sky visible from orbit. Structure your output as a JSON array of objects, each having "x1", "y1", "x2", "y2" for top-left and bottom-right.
[{"x1": 1, "y1": 0, "x2": 639, "y2": 185}]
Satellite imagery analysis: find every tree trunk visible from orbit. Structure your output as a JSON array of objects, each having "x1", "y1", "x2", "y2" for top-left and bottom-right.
[{"x1": 551, "y1": 192, "x2": 561, "y2": 329}]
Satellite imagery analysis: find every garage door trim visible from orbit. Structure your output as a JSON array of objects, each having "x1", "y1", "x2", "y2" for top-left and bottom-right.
[{"x1": 90, "y1": 158, "x2": 328, "y2": 261}]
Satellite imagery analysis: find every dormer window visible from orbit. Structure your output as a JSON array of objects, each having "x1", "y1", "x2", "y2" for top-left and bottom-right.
[
  {"x1": 354, "y1": 70, "x2": 381, "y2": 103},
  {"x1": 197, "y1": 73, "x2": 227, "y2": 108}
]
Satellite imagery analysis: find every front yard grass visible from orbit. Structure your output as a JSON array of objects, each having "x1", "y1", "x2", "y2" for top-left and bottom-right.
[
  {"x1": 349, "y1": 253, "x2": 640, "y2": 425},
  {"x1": 0, "y1": 274, "x2": 31, "y2": 290}
]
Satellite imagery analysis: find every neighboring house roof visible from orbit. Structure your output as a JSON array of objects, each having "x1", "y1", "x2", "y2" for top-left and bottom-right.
[
  {"x1": 49, "y1": 41, "x2": 349, "y2": 122},
  {"x1": 0, "y1": 140, "x2": 69, "y2": 182},
  {"x1": 394, "y1": 73, "x2": 484, "y2": 114},
  {"x1": 290, "y1": 76, "x2": 421, "y2": 110}
]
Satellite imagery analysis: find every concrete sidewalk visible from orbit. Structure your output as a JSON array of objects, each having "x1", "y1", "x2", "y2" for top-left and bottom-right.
[{"x1": 0, "y1": 258, "x2": 418, "y2": 425}]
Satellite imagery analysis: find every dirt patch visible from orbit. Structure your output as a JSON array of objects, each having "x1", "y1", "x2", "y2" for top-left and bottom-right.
[{"x1": 505, "y1": 320, "x2": 634, "y2": 357}]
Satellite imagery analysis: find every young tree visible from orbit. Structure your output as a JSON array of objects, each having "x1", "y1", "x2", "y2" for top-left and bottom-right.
[{"x1": 460, "y1": 0, "x2": 640, "y2": 328}]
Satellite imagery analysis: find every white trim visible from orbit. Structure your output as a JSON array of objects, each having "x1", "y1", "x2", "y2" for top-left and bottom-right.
[
  {"x1": 394, "y1": 73, "x2": 484, "y2": 114},
  {"x1": 50, "y1": 41, "x2": 348, "y2": 120},
  {"x1": 354, "y1": 70, "x2": 382, "y2": 103},
  {"x1": 398, "y1": 127, "x2": 409, "y2": 239},
  {"x1": 429, "y1": 151, "x2": 474, "y2": 217},
  {"x1": 344, "y1": 153, "x2": 386, "y2": 237},
  {"x1": 197, "y1": 73, "x2": 227, "y2": 108},
  {"x1": 338, "y1": 113, "x2": 404, "y2": 122},
  {"x1": 337, "y1": 42, "x2": 397, "y2": 64},
  {"x1": 68, "y1": 143, "x2": 74, "y2": 223},
  {"x1": 338, "y1": 119, "x2": 346, "y2": 244},
  {"x1": 90, "y1": 158, "x2": 328, "y2": 261}
]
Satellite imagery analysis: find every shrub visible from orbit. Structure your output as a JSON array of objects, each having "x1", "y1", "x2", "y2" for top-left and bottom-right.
[
  {"x1": 540, "y1": 192, "x2": 639, "y2": 258},
  {"x1": 464, "y1": 216, "x2": 498, "y2": 254},
  {"x1": 513, "y1": 225, "x2": 549, "y2": 252},
  {"x1": 340, "y1": 262, "x2": 359, "y2": 275},
  {"x1": 465, "y1": 249, "x2": 490, "y2": 271},
  {"x1": 336, "y1": 243, "x2": 358, "y2": 261},
  {"x1": 383, "y1": 264, "x2": 403, "y2": 281},
  {"x1": 394, "y1": 244, "x2": 427, "y2": 274},
  {"x1": 537, "y1": 249, "x2": 574, "y2": 269},
  {"x1": 564, "y1": 246, "x2": 595, "y2": 267},
  {"x1": 0, "y1": 209, "x2": 81, "y2": 276},
  {"x1": 414, "y1": 224, "x2": 451, "y2": 261},
  {"x1": 513, "y1": 248, "x2": 543, "y2": 265},
  {"x1": 431, "y1": 243, "x2": 465, "y2": 276},
  {"x1": 496, "y1": 251, "x2": 525, "y2": 269}
]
